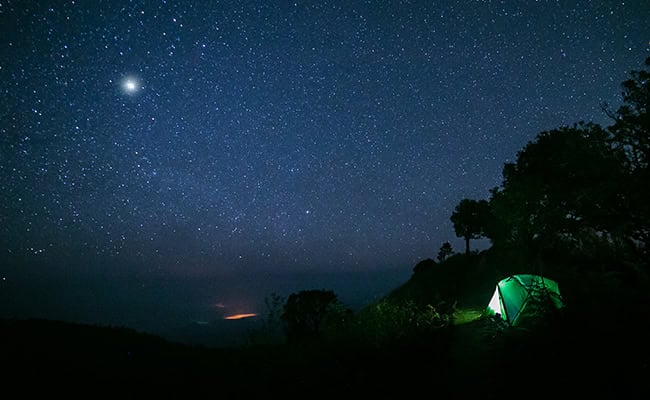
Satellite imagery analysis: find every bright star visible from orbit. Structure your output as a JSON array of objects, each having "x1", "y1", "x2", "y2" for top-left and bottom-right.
[{"x1": 121, "y1": 77, "x2": 140, "y2": 94}]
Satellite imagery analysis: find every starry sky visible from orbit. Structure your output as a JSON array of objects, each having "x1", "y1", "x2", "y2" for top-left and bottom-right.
[{"x1": 1, "y1": 1, "x2": 649, "y2": 333}]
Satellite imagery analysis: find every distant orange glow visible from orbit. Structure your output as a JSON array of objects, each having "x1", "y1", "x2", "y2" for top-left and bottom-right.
[{"x1": 224, "y1": 313, "x2": 257, "y2": 320}]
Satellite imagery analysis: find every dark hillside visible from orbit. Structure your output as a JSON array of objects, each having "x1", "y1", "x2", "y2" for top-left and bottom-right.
[
  {"x1": 0, "y1": 318, "x2": 454, "y2": 397},
  {"x1": 385, "y1": 249, "x2": 521, "y2": 311},
  {"x1": 3, "y1": 274, "x2": 650, "y2": 399},
  {"x1": 0, "y1": 318, "x2": 231, "y2": 395}
]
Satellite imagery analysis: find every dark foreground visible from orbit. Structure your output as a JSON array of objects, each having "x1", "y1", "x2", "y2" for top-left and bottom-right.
[{"x1": 2, "y1": 314, "x2": 648, "y2": 399}]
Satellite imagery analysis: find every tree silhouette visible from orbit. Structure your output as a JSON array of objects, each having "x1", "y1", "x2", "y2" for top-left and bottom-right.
[
  {"x1": 480, "y1": 57, "x2": 650, "y2": 275},
  {"x1": 607, "y1": 56, "x2": 650, "y2": 252},
  {"x1": 608, "y1": 56, "x2": 650, "y2": 171},
  {"x1": 450, "y1": 199, "x2": 490, "y2": 255},
  {"x1": 281, "y1": 289, "x2": 344, "y2": 343},
  {"x1": 249, "y1": 292, "x2": 285, "y2": 345},
  {"x1": 437, "y1": 241, "x2": 453, "y2": 262},
  {"x1": 489, "y1": 123, "x2": 626, "y2": 253}
]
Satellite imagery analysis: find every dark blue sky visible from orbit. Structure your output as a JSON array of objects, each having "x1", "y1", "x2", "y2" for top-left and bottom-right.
[{"x1": 1, "y1": 1, "x2": 649, "y2": 334}]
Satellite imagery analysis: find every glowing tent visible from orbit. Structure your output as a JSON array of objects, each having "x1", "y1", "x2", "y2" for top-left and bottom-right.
[{"x1": 485, "y1": 274, "x2": 564, "y2": 326}]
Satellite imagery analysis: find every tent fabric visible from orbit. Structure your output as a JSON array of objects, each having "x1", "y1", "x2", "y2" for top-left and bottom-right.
[{"x1": 486, "y1": 274, "x2": 564, "y2": 326}]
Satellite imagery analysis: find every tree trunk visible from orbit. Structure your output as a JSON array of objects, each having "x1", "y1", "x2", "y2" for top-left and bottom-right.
[{"x1": 465, "y1": 236, "x2": 470, "y2": 255}]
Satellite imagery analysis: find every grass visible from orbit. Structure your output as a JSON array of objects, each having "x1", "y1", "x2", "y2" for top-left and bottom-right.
[{"x1": 452, "y1": 307, "x2": 485, "y2": 325}]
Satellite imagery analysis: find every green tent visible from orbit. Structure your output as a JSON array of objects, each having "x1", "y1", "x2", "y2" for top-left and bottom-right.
[{"x1": 485, "y1": 274, "x2": 564, "y2": 326}]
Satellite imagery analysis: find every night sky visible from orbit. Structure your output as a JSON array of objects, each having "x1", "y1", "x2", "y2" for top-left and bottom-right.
[{"x1": 1, "y1": 1, "x2": 649, "y2": 336}]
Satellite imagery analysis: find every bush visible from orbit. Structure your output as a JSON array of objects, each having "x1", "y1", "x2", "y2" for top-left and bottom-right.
[{"x1": 355, "y1": 300, "x2": 451, "y2": 348}]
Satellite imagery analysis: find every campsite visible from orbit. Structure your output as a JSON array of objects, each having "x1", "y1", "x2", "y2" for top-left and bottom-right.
[{"x1": 2, "y1": 246, "x2": 649, "y2": 398}]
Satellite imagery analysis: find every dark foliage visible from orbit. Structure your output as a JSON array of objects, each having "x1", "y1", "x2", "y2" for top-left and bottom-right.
[
  {"x1": 437, "y1": 241, "x2": 454, "y2": 262},
  {"x1": 412, "y1": 257, "x2": 436, "y2": 274},
  {"x1": 450, "y1": 198, "x2": 491, "y2": 254},
  {"x1": 281, "y1": 289, "x2": 351, "y2": 343},
  {"x1": 607, "y1": 57, "x2": 650, "y2": 255},
  {"x1": 391, "y1": 252, "x2": 498, "y2": 309},
  {"x1": 489, "y1": 123, "x2": 628, "y2": 257},
  {"x1": 475, "y1": 57, "x2": 650, "y2": 283}
]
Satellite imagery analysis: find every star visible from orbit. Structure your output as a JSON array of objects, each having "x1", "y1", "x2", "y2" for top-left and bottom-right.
[{"x1": 121, "y1": 77, "x2": 140, "y2": 94}]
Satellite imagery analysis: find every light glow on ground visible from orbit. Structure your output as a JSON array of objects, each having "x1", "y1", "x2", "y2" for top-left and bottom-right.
[{"x1": 452, "y1": 308, "x2": 484, "y2": 325}]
